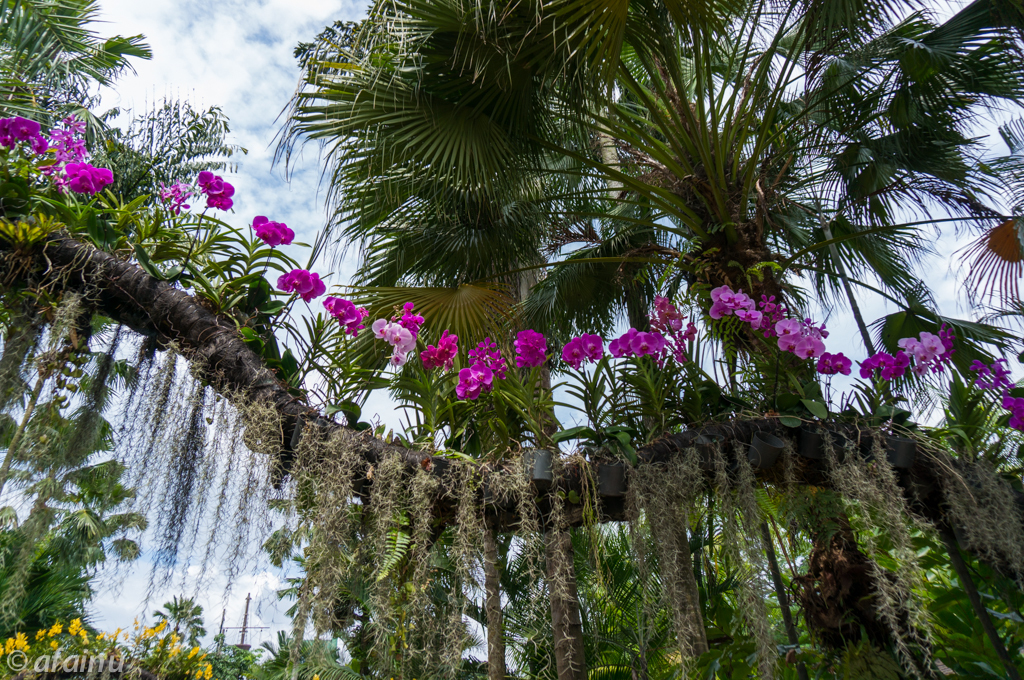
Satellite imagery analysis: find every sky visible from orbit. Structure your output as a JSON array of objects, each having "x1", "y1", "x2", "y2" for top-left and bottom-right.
[
  {"x1": 90, "y1": 0, "x2": 373, "y2": 648},
  {"x1": 81, "y1": 0, "x2": 1019, "y2": 651}
]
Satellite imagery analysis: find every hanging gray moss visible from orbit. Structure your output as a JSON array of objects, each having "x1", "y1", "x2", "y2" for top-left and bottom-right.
[
  {"x1": 630, "y1": 446, "x2": 706, "y2": 666},
  {"x1": 711, "y1": 440, "x2": 776, "y2": 680},
  {"x1": 0, "y1": 298, "x2": 44, "y2": 412},
  {"x1": 941, "y1": 456, "x2": 1024, "y2": 588},
  {"x1": 822, "y1": 427, "x2": 933, "y2": 677}
]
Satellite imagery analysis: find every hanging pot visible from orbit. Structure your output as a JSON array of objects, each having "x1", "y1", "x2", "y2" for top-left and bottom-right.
[
  {"x1": 694, "y1": 434, "x2": 725, "y2": 471},
  {"x1": 749, "y1": 432, "x2": 785, "y2": 469},
  {"x1": 798, "y1": 427, "x2": 825, "y2": 460},
  {"x1": 597, "y1": 461, "x2": 627, "y2": 498},
  {"x1": 427, "y1": 456, "x2": 450, "y2": 478},
  {"x1": 523, "y1": 448, "x2": 554, "y2": 489},
  {"x1": 885, "y1": 436, "x2": 916, "y2": 469}
]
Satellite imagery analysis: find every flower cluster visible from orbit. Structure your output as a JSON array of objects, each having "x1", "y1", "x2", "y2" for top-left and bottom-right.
[
  {"x1": 397, "y1": 303, "x2": 424, "y2": 338},
  {"x1": 609, "y1": 328, "x2": 667, "y2": 358},
  {"x1": 457, "y1": 363, "x2": 494, "y2": 400},
  {"x1": 897, "y1": 327, "x2": 955, "y2": 375},
  {"x1": 1003, "y1": 393, "x2": 1024, "y2": 431},
  {"x1": 650, "y1": 295, "x2": 697, "y2": 362},
  {"x1": 970, "y1": 358, "x2": 1014, "y2": 391},
  {"x1": 277, "y1": 269, "x2": 325, "y2": 302},
  {"x1": 49, "y1": 117, "x2": 88, "y2": 164},
  {"x1": 562, "y1": 333, "x2": 603, "y2": 370},
  {"x1": 457, "y1": 337, "x2": 508, "y2": 399},
  {"x1": 196, "y1": 171, "x2": 234, "y2": 210},
  {"x1": 468, "y1": 337, "x2": 508, "y2": 379},
  {"x1": 158, "y1": 183, "x2": 192, "y2": 215},
  {"x1": 64, "y1": 162, "x2": 113, "y2": 195},
  {"x1": 859, "y1": 350, "x2": 911, "y2": 380},
  {"x1": 650, "y1": 295, "x2": 685, "y2": 333},
  {"x1": 971, "y1": 359, "x2": 1022, "y2": 431},
  {"x1": 252, "y1": 216, "x2": 294, "y2": 246},
  {"x1": 775, "y1": 318, "x2": 828, "y2": 360},
  {"x1": 709, "y1": 285, "x2": 763, "y2": 329},
  {"x1": 324, "y1": 297, "x2": 368, "y2": 336},
  {"x1": 755, "y1": 295, "x2": 789, "y2": 337},
  {"x1": 0, "y1": 116, "x2": 48, "y2": 154},
  {"x1": 38, "y1": 118, "x2": 91, "y2": 191},
  {"x1": 514, "y1": 329, "x2": 547, "y2": 368},
  {"x1": 860, "y1": 327, "x2": 956, "y2": 382},
  {"x1": 2, "y1": 618, "x2": 214, "y2": 680},
  {"x1": 816, "y1": 352, "x2": 852, "y2": 376},
  {"x1": 422, "y1": 330, "x2": 459, "y2": 370},
  {"x1": 372, "y1": 303, "x2": 424, "y2": 366}
]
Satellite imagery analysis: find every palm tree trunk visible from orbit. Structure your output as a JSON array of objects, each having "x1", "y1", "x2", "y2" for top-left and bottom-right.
[
  {"x1": 815, "y1": 209, "x2": 877, "y2": 355},
  {"x1": 483, "y1": 518, "x2": 507, "y2": 680},
  {"x1": 0, "y1": 370, "x2": 45, "y2": 498},
  {"x1": 940, "y1": 530, "x2": 1022, "y2": 680},
  {"x1": 545, "y1": 528, "x2": 587, "y2": 680},
  {"x1": 760, "y1": 522, "x2": 808, "y2": 680}
]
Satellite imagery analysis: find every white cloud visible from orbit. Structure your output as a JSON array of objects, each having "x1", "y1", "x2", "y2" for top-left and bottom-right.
[{"x1": 88, "y1": 0, "x2": 370, "y2": 640}]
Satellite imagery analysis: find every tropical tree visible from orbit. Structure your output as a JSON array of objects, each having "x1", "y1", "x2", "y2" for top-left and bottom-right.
[
  {"x1": 0, "y1": 0, "x2": 151, "y2": 125},
  {"x1": 154, "y1": 596, "x2": 207, "y2": 647}
]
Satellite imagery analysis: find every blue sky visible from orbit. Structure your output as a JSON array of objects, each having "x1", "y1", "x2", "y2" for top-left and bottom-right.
[{"x1": 92, "y1": 0, "x2": 372, "y2": 646}]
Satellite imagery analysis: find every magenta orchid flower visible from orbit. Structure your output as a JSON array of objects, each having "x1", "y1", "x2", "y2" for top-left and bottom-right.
[
  {"x1": 514, "y1": 329, "x2": 547, "y2": 368},
  {"x1": 252, "y1": 216, "x2": 295, "y2": 247},
  {"x1": 324, "y1": 297, "x2": 367, "y2": 336},
  {"x1": 64, "y1": 163, "x2": 113, "y2": 195},
  {"x1": 277, "y1": 269, "x2": 326, "y2": 302},
  {"x1": 422, "y1": 330, "x2": 459, "y2": 371}
]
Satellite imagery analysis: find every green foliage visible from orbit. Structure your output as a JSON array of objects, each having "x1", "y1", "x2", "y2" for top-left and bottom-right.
[
  {"x1": 0, "y1": 0, "x2": 151, "y2": 123},
  {"x1": 154, "y1": 596, "x2": 207, "y2": 647},
  {"x1": 207, "y1": 636, "x2": 262, "y2": 680}
]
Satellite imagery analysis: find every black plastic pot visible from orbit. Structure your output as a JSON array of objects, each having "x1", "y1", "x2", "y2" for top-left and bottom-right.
[
  {"x1": 695, "y1": 434, "x2": 725, "y2": 471},
  {"x1": 885, "y1": 436, "x2": 917, "y2": 469},
  {"x1": 798, "y1": 427, "x2": 825, "y2": 460},
  {"x1": 523, "y1": 448, "x2": 554, "y2": 489},
  {"x1": 597, "y1": 461, "x2": 627, "y2": 497},
  {"x1": 749, "y1": 432, "x2": 785, "y2": 469}
]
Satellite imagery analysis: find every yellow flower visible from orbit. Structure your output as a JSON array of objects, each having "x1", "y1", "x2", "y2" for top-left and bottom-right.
[
  {"x1": 188, "y1": 647, "x2": 200, "y2": 659},
  {"x1": 97, "y1": 633, "x2": 105, "y2": 641},
  {"x1": 68, "y1": 619, "x2": 82, "y2": 636},
  {"x1": 48, "y1": 623, "x2": 62, "y2": 637},
  {"x1": 204, "y1": 663, "x2": 213, "y2": 679},
  {"x1": 80, "y1": 631, "x2": 89, "y2": 644},
  {"x1": 171, "y1": 644, "x2": 181, "y2": 656},
  {"x1": 5, "y1": 638, "x2": 15, "y2": 654},
  {"x1": 50, "y1": 641, "x2": 59, "y2": 650},
  {"x1": 313, "y1": 675, "x2": 320, "y2": 680},
  {"x1": 154, "y1": 621, "x2": 167, "y2": 634},
  {"x1": 196, "y1": 671, "x2": 203, "y2": 678},
  {"x1": 14, "y1": 633, "x2": 28, "y2": 651},
  {"x1": 35, "y1": 630, "x2": 46, "y2": 641}
]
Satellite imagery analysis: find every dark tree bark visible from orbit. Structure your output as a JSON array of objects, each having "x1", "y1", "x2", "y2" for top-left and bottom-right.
[
  {"x1": 761, "y1": 522, "x2": 809, "y2": 680},
  {"x1": 545, "y1": 528, "x2": 587, "y2": 680},
  {"x1": 483, "y1": 519, "x2": 507, "y2": 680},
  {"x1": 3, "y1": 234, "x2": 1024, "y2": 583}
]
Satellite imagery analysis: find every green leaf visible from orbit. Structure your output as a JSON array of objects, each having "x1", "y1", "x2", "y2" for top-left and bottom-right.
[
  {"x1": 780, "y1": 416, "x2": 802, "y2": 428},
  {"x1": 258, "y1": 300, "x2": 288, "y2": 315},
  {"x1": 552, "y1": 426, "x2": 596, "y2": 443},
  {"x1": 800, "y1": 399, "x2": 829, "y2": 420},
  {"x1": 133, "y1": 243, "x2": 165, "y2": 280},
  {"x1": 326, "y1": 400, "x2": 362, "y2": 426}
]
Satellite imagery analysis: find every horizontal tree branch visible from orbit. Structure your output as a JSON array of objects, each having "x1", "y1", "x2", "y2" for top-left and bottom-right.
[{"x1": 2, "y1": 235, "x2": 1021, "y2": 583}]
